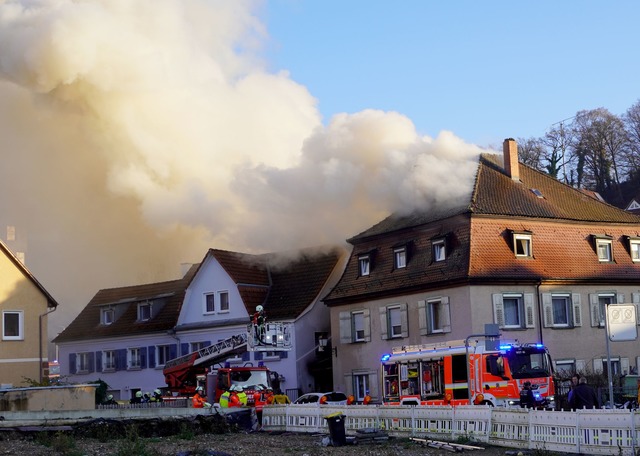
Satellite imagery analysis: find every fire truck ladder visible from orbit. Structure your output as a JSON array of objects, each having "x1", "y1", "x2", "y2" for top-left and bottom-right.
[{"x1": 163, "y1": 333, "x2": 248, "y2": 372}]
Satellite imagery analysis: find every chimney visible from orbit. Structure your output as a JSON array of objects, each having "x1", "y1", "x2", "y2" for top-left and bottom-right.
[{"x1": 503, "y1": 138, "x2": 520, "y2": 181}]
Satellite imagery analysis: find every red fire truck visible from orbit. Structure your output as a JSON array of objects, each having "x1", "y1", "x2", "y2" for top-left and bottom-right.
[
  {"x1": 163, "y1": 322, "x2": 292, "y2": 410},
  {"x1": 381, "y1": 339, "x2": 555, "y2": 407}
]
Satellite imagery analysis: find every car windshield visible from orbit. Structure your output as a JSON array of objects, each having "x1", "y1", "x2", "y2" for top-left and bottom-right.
[
  {"x1": 507, "y1": 348, "x2": 552, "y2": 379},
  {"x1": 231, "y1": 370, "x2": 269, "y2": 390}
]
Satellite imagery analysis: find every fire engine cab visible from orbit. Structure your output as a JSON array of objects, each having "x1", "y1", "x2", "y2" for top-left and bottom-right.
[
  {"x1": 381, "y1": 339, "x2": 555, "y2": 407},
  {"x1": 163, "y1": 320, "x2": 292, "y2": 410}
]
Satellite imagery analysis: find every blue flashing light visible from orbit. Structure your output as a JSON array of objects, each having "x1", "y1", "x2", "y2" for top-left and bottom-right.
[
  {"x1": 498, "y1": 344, "x2": 513, "y2": 350},
  {"x1": 381, "y1": 354, "x2": 391, "y2": 362},
  {"x1": 535, "y1": 343, "x2": 543, "y2": 348}
]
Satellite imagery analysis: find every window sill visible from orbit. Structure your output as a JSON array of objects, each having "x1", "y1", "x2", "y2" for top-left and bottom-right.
[
  {"x1": 77, "y1": 370, "x2": 89, "y2": 375},
  {"x1": 127, "y1": 367, "x2": 142, "y2": 371},
  {"x1": 102, "y1": 368, "x2": 115, "y2": 373},
  {"x1": 262, "y1": 356, "x2": 280, "y2": 361}
]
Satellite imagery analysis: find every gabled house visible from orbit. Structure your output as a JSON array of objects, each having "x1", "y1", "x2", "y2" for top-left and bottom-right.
[
  {"x1": 0, "y1": 239, "x2": 59, "y2": 387},
  {"x1": 54, "y1": 245, "x2": 347, "y2": 401},
  {"x1": 323, "y1": 138, "x2": 640, "y2": 403}
]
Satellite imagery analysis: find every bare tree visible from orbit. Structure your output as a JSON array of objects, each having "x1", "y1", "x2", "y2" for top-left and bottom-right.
[
  {"x1": 543, "y1": 123, "x2": 575, "y2": 183},
  {"x1": 516, "y1": 137, "x2": 545, "y2": 171}
]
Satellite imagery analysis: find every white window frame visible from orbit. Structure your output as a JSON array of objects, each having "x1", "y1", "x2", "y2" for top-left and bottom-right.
[
  {"x1": 156, "y1": 345, "x2": 172, "y2": 366},
  {"x1": 190, "y1": 341, "x2": 207, "y2": 352},
  {"x1": 353, "y1": 372, "x2": 370, "y2": 402},
  {"x1": 394, "y1": 247, "x2": 407, "y2": 269},
  {"x1": 493, "y1": 293, "x2": 536, "y2": 330},
  {"x1": 630, "y1": 239, "x2": 640, "y2": 262},
  {"x1": 204, "y1": 293, "x2": 215, "y2": 313},
  {"x1": 103, "y1": 350, "x2": 116, "y2": 371},
  {"x1": 101, "y1": 308, "x2": 114, "y2": 326},
  {"x1": 596, "y1": 238, "x2": 613, "y2": 262},
  {"x1": 542, "y1": 293, "x2": 581, "y2": 328},
  {"x1": 128, "y1": 347, "x2": 141, "y2": 370},
  {"x1": 502, "y1": 294, "x2": 524, "y2": 329},
  {"x1": 218, "y1": 291, "x2": 230, "y2": 312},
  {"x1": 551, "y1": 294, "x2": 572, "y2": 328},
  {"x1": 358, "y1": 255, "x2": 370, "y2": 276},
  {"x1": 77, "y1": 352, "x2": 91, "y2": 373},
  {"x1": 2, "y1": 310, "x2": 24, "y2": 340},
  {"x1": 598, "y1": 293, "x2": 616, "y2": 327},
  {"x1": 353, "y1": 311, "x2": 365, "y2": 342},
  {"x1": 340, "y1": 309, "x2": 371, "y2": 344},
  {"x1": 388, "y1": 306, "x2": 402, "y2": 338},
  {"x1": 137, "y1": 302, "x2": 152, "y2": 321},
  {"x1": 428, "y1": 299, "x2": 445, "y2": 333},
  {"x1": 433, "y1": 239, "x2": 446, "y2": 262},
  {"x1": 513, "y1": 233, "x2": 532, "y2": 258},
  {"x1": 555, "y1": 359, "x2": 576, "y2": 377},
  {"x1": 418, "y1": 298, "x2": 452, "y2": 335}
]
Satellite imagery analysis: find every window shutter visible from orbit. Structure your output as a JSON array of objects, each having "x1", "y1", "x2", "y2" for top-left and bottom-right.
[
  {"x1": 571, "y1": 293, "x2": 582, "y2": 327},
  {"x1": 140, "y1": 347, "x2": 147, "y2": 369},
  {"x1": 116, "y1": 349, "x2": 126, "y2": 371},
  {"x1": 400, "y1": 303, "x2": 409, "y2": 338},
  {"x1": 181, "y1": 343, "x2": 189, "y2": 356},
  {"x1": 524, "y1": 293, "x2": 535, "y2": 328},
  {"x1": 88, "y1": 352, "x2": 95, "y2": 373},
  {"x1": 148, "y1": 346, "x2": 156, "y2": 368},
  {"x1": 541, "y1": 293, "x2": 552, "y2": 327},
  {"x1": 339, "y1": 311, "x2": 352, "y2": 344},
  {"x1": 589, "y1": 294, "x2": 600, "y2": 327},
  {"x1": 254, "y1": 351, "x2": 263, "y2": 360},
  {"x1": 69, "y1": 353, "x2": 77, "y2": 374},
  {"x1": 492, "y1": 294, "x2": 504, "y2": 328},
  {"x1": 633, "y1": 293, "x2": 640, "y2": 326},
  {"x1": 593, "y1": 358, "x2": 604, "y2": 374},
  {"x1": 363, "y1": 309, "x2": 371, "y2": 342},
  {"x1": 617, "y1": 293, "x2": 625, "y2": 304},
  {"x1": 241, "y1": 351, "x2": 250, "y2": 361},
  {"x1": 379, "y1": 307, "x2": 389, "y2": 340},
  {"x1": 621, "y1": 358, "x2": 630, "y2": 375},
  {"x1": 368, "y1": 372, "x2": 379, "y2": 399},
  {"x1": 441, "y1": 297, "x2": 451, "y2": 333},
  {"x1": 170, "y1": 344, "x2": 178, "y2": 359},
  {"x1": 418, "y1": 300, "x2": 428, "y2": 336},
  {"x1": 575, "y1": 359, "x2": 585, "y2": 374},
  {"x1": 95, "y1": 351, "x2": 102, "y2": 373}
]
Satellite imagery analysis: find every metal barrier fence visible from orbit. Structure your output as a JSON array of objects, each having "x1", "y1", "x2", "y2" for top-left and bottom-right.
[{"x1": 262, "y1": 404, "x2": 640, "y2": 455}]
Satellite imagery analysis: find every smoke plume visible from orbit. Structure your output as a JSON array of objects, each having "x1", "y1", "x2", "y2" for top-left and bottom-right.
[{"x1": 0, "y1": 0, "x2": 484, "y2": 336}]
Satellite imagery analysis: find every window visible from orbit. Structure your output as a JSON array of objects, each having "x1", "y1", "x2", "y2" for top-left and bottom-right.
[
  {"x1": 589, "y1": 292, "x2": 620, "y2": 327},
  {"x1": 156, "y1": 345, "x2": 172, "y2": 366},
  {"x1": 353, "y1": 312, "x2": 365, "y2": 341},
  {"x1": 77, "y1": 352, "x2": 91, "y2": 373},
  {"x1": 103, "y1": 350, "x2": 116, "y2": 371},
  {"x1": 101, "y1": 308, "x2": 114, "y2": 325},
  {"x1": 353, "y1": 373, "x2": 370, "y2": 402},
  {"x1": 513, "y1": 233, "x2": 532, "y2": 258},
  {"x1": 394, "y1": 247, "x2": 406, "y2": 269},
  {"x1": 419, "y1": 298, "x2": 451, "y2": 335},
  {"x1": 629, "y1": 238, "x2": 640, "y2": 262},
  {"x1": 128, "y1": 348, "x2": 141, "y2": 369},
  {"x1": 388, "y1": 307, "x2": 402, "y2": 337},
  {"x1": 358, "y1": 255, "x2": 370, "y2": 276},
  {"x1": 380, "y1": 304, "x2": 407, "y2": 340},
  {"x1": 542, "y1": 293, "x2": 581, "y2": 328},
  {"x1": 432, "y1": 239, "x2": 446, "y2": 262},
  {"x1": 138, "y1": 302, "x2": 152, "y2": 321},
  {"x1": 205, "y1": 293, "x2": 215, "y2": 313},
  {"x1": 555, "y1": 359, "x2": 576, "y2": 377},
  {"x1": 492, "y1": 293, "x2": 535, "y2": 329},
  {"x1": 594, "y1": 236, "x2": 613, "y2": 262},
  {"x1": 218, "y1": 291, "x2": 229, "y2": 311},
  {"x1": 190, "y1": 341, "x2": 207, "y2": 352},
  {"x1": 2, "y1": 311, "x2": 23, "y2": 340}
]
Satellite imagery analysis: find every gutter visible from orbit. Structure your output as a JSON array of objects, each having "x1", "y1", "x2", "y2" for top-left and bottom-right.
[
  {"x1": 39, "y1": 304, "x2": 57, "y2": 383},
  {"x1": 536, "y1": 279, "x2": 543, "y2": 344}
]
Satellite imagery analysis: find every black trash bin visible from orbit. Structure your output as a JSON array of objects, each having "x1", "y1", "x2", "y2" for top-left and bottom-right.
[{"x1": 324, "y1": 412, "x2": 346, "y2": 446}]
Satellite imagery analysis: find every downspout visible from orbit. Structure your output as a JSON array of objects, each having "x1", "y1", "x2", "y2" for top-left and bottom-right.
[
  {"x1": 39, "y1": 304, "x2": 57, "y2": 383},
  {"x1": 536, "y1": 279, "x2": 543, "y2": 344}
]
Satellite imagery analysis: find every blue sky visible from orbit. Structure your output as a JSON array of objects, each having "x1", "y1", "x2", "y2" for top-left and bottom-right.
[{"x1": 262, "y1": 1, "x2": 640, "y2": 147}]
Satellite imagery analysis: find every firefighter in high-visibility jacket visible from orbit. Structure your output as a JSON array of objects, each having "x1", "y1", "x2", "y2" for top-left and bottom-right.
[
  {"x1": 192, "y1": 386, "x2": 211, "y2": 408},
  {"x1": 236, "y1": 385, "x2": 248, "y2": 406}
]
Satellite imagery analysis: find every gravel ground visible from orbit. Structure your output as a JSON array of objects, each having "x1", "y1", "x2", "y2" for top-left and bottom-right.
[{"x1": 0, "y1": 430, "x2": 518, "y2": 456}]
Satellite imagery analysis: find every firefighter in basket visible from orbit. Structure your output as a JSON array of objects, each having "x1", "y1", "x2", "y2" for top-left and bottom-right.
[
  {"x1": 252, "y1": 305, "x2": 267, "y2": 344},
  {"x1": 192, "y1": 386, "x2": 211, "y2": 408}
]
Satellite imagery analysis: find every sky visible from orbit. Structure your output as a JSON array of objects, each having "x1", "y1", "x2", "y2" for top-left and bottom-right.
[{"x1": 0, "y1": 0, "x2": 637, "y2": 339}]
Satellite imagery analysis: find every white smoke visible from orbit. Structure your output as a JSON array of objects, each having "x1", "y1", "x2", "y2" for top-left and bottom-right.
[{"x1": 0, "y1": 0, "x2": 484, "y2": 336}]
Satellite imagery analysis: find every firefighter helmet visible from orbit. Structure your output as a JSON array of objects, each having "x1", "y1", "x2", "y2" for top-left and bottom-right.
[
  {"x1": 256, "y1": 305, "x2": 264, "y2": 312},
  {"x1": 154, "y1": 389, "x2": 161, "y2": 395},
  {"x1": 135, "y1": 391, "x2": 143, "y2": 398}
]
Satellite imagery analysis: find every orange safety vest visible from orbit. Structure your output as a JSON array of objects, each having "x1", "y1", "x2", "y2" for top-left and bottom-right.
[{"x1": 192, "y1": 393, "x2": 207, "y2": 408}]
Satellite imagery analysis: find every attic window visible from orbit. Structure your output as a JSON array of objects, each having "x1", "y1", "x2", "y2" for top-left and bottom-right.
[
  {"x1": 138, "y1": 302, "x2": 152, "y2": 321},
  {"x1": 101, "y1": 308, "x2": 115, "y2": 325},
  {"x1": 593, "y1": 235, "x2": 613, "y2": 262},
  {"x1": 432, "y1": 238, "x2": 446, "y2": 262},
  {"x1": 393, "y1": 247, "x2": 407, "y2": 269},
  {"x1": 512, "y1": 231, "x2": 533, "y2": 258},
  {"x1": 358, "y1": 255, "x2": 370, "y2": 276},
  {"x1": 530, "y1": 188, "x2": 544, "y2": 198},
  {"x1": 627, "y1": 237, "x2": 640, "y2": 262}
]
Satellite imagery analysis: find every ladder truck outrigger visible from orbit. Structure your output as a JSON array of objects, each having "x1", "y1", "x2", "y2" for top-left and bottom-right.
[
  {"x1": 380, "y1": 337, "x2": 555, "y2": 408},
  {"x1": 163, "y1": 315, "x2": 292, "y2": 411}
]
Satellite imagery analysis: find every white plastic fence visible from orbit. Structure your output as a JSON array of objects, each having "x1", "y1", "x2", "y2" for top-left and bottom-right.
[{"x1": 262, "y1": 404, "x2": 640, "y2": 455}]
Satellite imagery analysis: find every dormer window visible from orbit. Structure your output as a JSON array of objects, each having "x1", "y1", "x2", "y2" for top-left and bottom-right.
[
  {"x1": 394, "y1": 247, "x2": 407, "y2": 269},
  {"x1": 358, "y1": 255, "x2": 370, "y2": 276},
  {"x1": 513, "y1": 233, "x2": 532, "y2": 258},
  {"x1": 138, "y1": 302, "x2": 152, "y2": 321},
  {"x1": 432, "y1": 238, "x2": 446, "y2": 262},
  {"x1": 101, "y1": 308, "x2": 115, "y2": 325},
  {"x1": 593, "y1": 235, "x2": 613, "y2": 262},
  {"x1": 627, "y1": 237, "x2": 640, "y2": 262}
]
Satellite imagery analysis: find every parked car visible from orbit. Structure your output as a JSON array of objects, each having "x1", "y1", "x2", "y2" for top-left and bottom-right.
[{"x1": 293, "y1": 392, "x2": 348, "y2": 405}]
